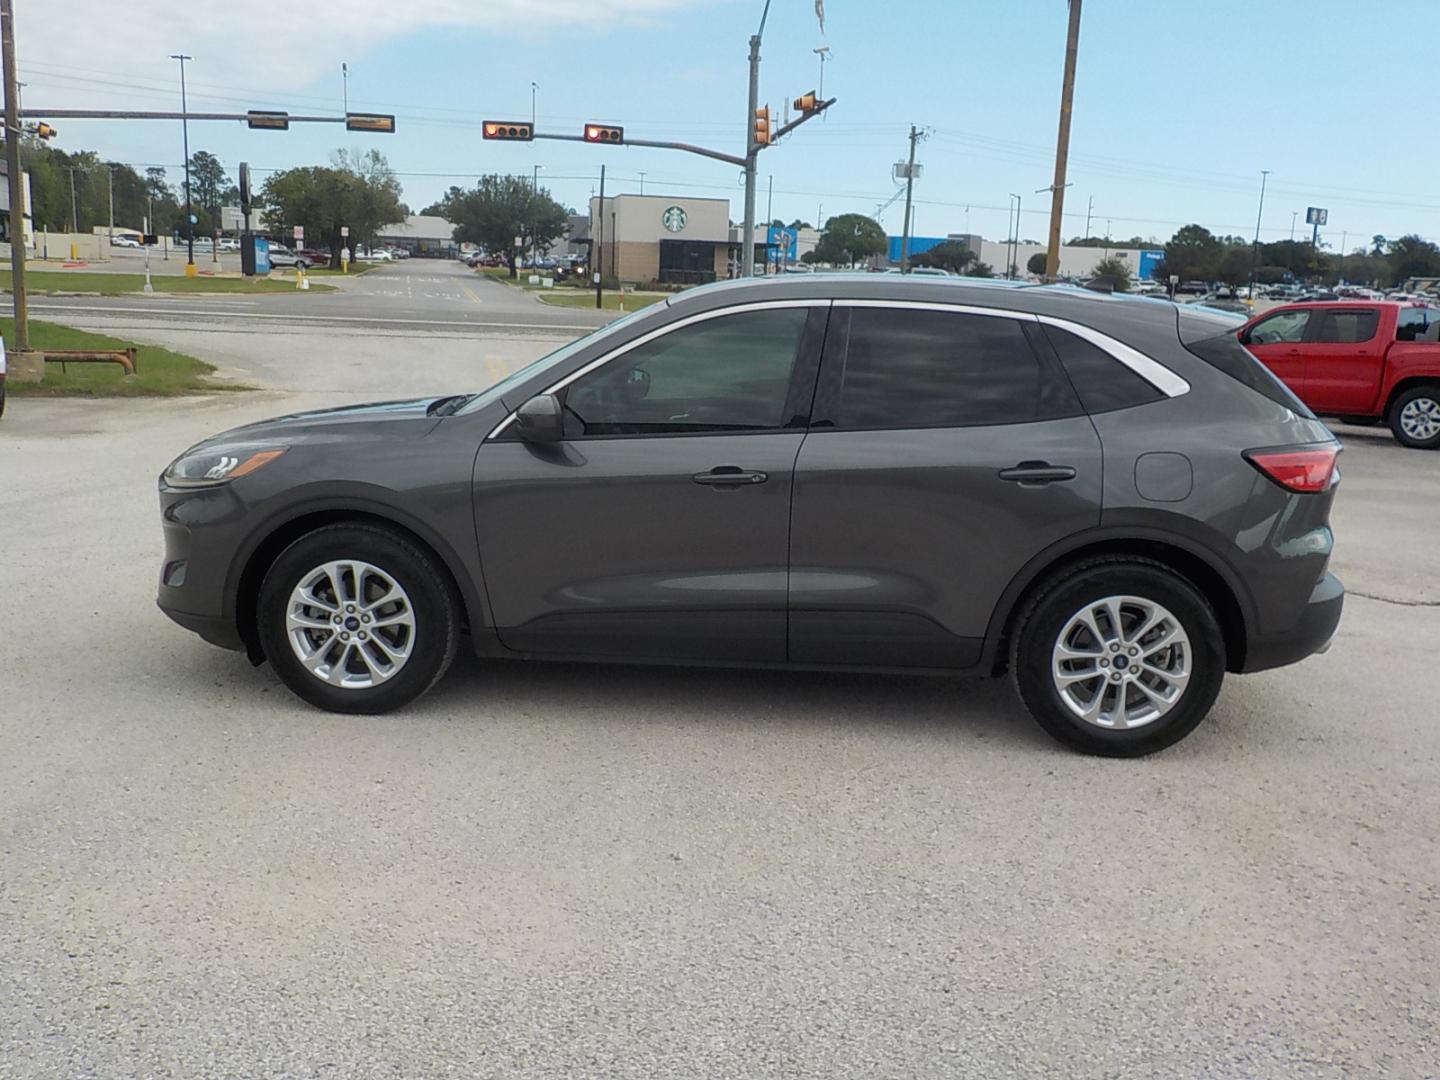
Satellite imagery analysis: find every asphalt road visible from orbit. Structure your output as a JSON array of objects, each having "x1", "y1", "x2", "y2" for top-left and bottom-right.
[{"x1": 1, "y1": 294, "x2": 1437, "y2": 1077}]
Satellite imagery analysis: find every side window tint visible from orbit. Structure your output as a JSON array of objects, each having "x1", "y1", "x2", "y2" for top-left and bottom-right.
[
  {"x1": 563, "y1": 307, "x2": 808, "y2": 436},
  {"x1": 1249, "y1": 310, "x2": 1310, "y2": 344},
  {"x1": 1040, "y1": 324, "x2": 1163, "y2": 414},
  {"x1": 1317, "y1": 308, "x2": 1379, "y2": 344},
  {"x1": 833, "y1": 308, "x2": 1067, "y2": 429},
  {"x1": 1396, "y1": 308, "x2": 1427, "y2": 341}
]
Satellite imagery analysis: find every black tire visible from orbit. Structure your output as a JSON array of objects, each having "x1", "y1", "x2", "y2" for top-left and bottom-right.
[
  {"x1": 1011, "y1": 556, "x2": 1226, "y2": 757},
  {"x1": 1387, "y1": 384, "x2": 1440, "y2": 450},
  {"x1": 256, "y1": 523, "x2": 461, "y2": 714},
  {"x1": 0, "y1": 381, "x2": 6, "y2": 420}
]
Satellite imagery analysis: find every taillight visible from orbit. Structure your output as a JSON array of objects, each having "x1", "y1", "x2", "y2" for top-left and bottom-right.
[{"x1": 1244, "y1": 445, "x2": 1341, "y2": 493}]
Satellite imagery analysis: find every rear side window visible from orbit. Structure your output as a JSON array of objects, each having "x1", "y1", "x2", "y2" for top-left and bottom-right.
[
  {"x1": 832, "y1": 308, "x2": 1077, "y2": 429},
  {"x1": 1396, "y1": 308, "x2": 1430, "y2": 341},
  {"x1": 1316, "y1": 308, "x2": 1379, "y2": 344},
  {"x1": 1039, "y1": 324, "x2": 1163, "y2": 414},
  {"x1": 1179, "y1": 315, "x2": 1317, "y2": 419}
]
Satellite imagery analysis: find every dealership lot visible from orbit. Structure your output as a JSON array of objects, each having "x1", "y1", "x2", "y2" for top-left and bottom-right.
[{"x1": 1, "y1": 287, "x2": 1437, "y2": 1077}]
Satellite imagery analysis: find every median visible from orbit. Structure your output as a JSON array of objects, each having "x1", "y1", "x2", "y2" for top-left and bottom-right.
[
  {"x1": 2, "y1": 318, "x2": 242, "y2": 397},
  {"x1": 1, "y1": 269, "x2": 334, "y2": 296}
]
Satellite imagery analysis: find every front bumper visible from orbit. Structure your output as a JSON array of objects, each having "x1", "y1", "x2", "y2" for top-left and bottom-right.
[
  {"x1": 1241, "y1": 572, "x2": 1344, "y2": 673},
  {"x1": 157, "y1": 601, "x2": 246, "y2": 651},
  {"x1": 156, "y1": 481, "x2": 250, "y2": 653}
]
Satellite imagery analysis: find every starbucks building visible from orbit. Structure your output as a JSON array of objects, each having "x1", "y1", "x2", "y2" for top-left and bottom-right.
[{"x1": 587, "y1": 194, "x2": 732, "y2": 286}]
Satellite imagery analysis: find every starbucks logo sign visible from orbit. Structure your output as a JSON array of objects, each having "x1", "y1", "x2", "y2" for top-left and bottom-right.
[{"x1": 661, "y1": 205, "x2": 688, "y2": 233}]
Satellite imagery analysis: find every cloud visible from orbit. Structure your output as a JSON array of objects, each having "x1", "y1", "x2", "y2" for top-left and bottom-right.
[{"x1": 21, "y1": 0, "x2": 711, "y2": 106}]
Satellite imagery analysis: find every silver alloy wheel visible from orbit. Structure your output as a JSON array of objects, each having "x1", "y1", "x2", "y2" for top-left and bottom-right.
[
  {"x1": 1051, "y1": 595, "x2": 1191, "y2": 730},
  {"x1": 1399, "y1": 396, "x2": 1440, "y2": 441},
  {"x1": 285, "y1": 560, "x2": 416, "y2": 689}
]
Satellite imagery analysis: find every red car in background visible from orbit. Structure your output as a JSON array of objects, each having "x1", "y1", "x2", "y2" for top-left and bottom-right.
[
  {"x1": 1238, "y1": 300, "x2": 1440, "y2": 448},
  {"x1": 298, "y1": 248, "x2": 332, "y2": 268}
]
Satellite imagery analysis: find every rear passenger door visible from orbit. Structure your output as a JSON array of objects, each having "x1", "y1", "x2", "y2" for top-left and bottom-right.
[
  {"x1": 787, "y1": 303, "x2": 1102, "y2": 669},
  {"x1": 1303, "y1": 306, "x2": 1383, "y2": 414},
  {"x1": 1241, "y1": 308, "x2": 1312, "y2": 392}
]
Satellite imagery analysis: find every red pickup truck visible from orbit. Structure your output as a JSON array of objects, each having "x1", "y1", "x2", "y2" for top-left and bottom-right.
[{"x1": 1238, "y1": 301, "x2": 1440, "y2": 448}]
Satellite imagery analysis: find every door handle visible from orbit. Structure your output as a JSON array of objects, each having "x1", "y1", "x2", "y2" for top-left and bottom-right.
[
  {"x1": 692, "y1": 465, "x2": 768, "y2": 488},
  {"x1": 998, "y1": 462, "x2": 1077, "y2": 486}
]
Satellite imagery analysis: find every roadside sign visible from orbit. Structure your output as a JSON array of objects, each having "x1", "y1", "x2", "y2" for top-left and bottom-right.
[
  {"x1": 246, "y1": 111, "x2": 290, "y2": 131},
  {"x1": 1169, "y1": 274, "x2": 1179, "y2": 284},
  {"x1": 188, "y1": 214, "x2": 197, "y2": 224},
  {"x1": 293, "y1": 225, "x2": 304, "y2": 241},
  {"x1": 1306, "y1": 207, "x2": 1329, "y2": 226},
  {"x1": 514, "y1": 235, "x2": 523, "y2": 248},
  {"x1": 340, "y1": 226, "x2": 349, "y2": 237},
  {"x1": 345, "y1": 112, "x2": 396, "y2": 134}
]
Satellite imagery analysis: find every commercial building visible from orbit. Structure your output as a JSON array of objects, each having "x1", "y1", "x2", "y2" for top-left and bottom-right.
[
  {"x1": 890, "y1": 233, "x2": 1164, "y2": 281},
  {"x1": 589, "y1": 194, "x2": 732, "y2": 285},
  {"x1": 0, "y1": 161, "x2": 34, "y2": 247},
  {"x1": 373, "y1": 214, "x2": 457, "y2": 257}
]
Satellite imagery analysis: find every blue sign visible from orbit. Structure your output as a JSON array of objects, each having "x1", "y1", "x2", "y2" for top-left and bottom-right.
[
  {"x1": 887, "y1": 235, "x2": 946, "y2": 263},
  {"x1": 1137, "y1": 249, "x2": 1164, "y2": 282},
  {"x1": 254, "y1": 236, "x2": 271, "y2": 274},
  {"x1": 188, "y1": 214, "x2": 198, "y2": 225},
  {"x1": 766, "y1": 225, "x2": 798, "y2": 263}
]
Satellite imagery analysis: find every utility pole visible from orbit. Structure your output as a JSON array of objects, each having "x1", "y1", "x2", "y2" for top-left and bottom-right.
[
  {"x1": 2, "y1": 0, "x2": 30, "y2": 350},
  {"x1": 1249, "y1": 169, "x2": 1269, "y2": 299},
  {"x1": 1043, "y1": 0, "x2": 1083, "y2": 281},
  {"x1": 595, "y1": 163, "x2": 605, "y2": 309},
  {"x1": 106, "y1": 164, "x2": 114, "y2": 247},
  {"x1": 741, "y1": 0, "x2": 773, "y2": 278},
  {"x1": 531, "y1": 81, "x2": 537, "y2": 129},
  {"x1": 342, "y1": 62, "x2": 349, "y2": 113},
  {"x1": 1008, "y1": 194, "x2": 1023, "y2": 278},
  {"x1": 765, "y1": 173, "x2": 774, "y2": 272},
  {"x1": 170, "y1": 53, "x2": 194, "y2": 272},
  {"x1": 1084, "y1": 195, "x2": 1093, "y2": 240},
  {"x1": 68, "y1": 166, "x2": 78, "y2": 231},
  {"x1": 899, "y1": 125, "x2": 920, "y2": 272},
  {"x1": 638, "y1": 171, "x2": 646, "y2": 196},
  {"x1": 1290, "y1": 210, "x2": 1297, "y2": 242}
]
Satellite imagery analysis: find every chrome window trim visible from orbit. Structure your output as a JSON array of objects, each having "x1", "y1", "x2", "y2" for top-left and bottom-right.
[
  {"x1": 1033, "y1": 315, "x2": 1191, "y2": 398},
  {"x1": 833, "y1": 299, "x2": 1190, "y2": 399},
  {"x1": 485, "y1": 299, "x2": 831, "y2": 440}
]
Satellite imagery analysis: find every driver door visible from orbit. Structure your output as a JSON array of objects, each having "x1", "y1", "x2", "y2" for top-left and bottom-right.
[
  {"x1": 472, "y1": 302, "x2": 827, "y2": 662},
  {"x1": 1242, "y1": 308, "x2": 1312, "y2": 394}
]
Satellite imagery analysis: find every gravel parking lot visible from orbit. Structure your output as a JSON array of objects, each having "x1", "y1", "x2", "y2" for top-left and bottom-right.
[{"x1": 2, "y1": 313, "x2": 1437, "y2": 1077}]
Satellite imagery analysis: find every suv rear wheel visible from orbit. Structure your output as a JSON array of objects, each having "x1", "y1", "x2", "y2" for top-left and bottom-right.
[
  {"x1": 1388, "y1": 384, "x2": 1440, "y2": 449},
  {"x1": 1013, "y1": 557, "x2": 1226, "y2": 756},
  {"x1": 256, "y1": 523, "x2": 461, "y2": 714}
]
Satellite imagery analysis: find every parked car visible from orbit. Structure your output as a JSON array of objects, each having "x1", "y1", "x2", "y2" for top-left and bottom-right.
[
  {"x1": 359, "y1": 249, "x2": 393, "y2": 262},
  {"x1": 217, "y1": 237, "x2": 241, "y2": 252},
  {"x1": 298, "y1": 248, "x2": 331, "y2": 267},
  {"x1": 390, "y1": 248, "x2": 411, "y2": 260},
  {"x1": 109, "y1": 235, "x2": 141, "y2": 248},
  {"x1": 156, "y1": 278, "x2": 1344, "y2": 756},
  {"x1": 265, "y1": 244, "x2": 310, "y2": 270},
  {"x1": 1239, "y1": 300, "x2": 1440, "y2": 447}
]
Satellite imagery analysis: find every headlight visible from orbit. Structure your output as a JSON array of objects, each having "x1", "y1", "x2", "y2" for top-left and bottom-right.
[{"x1": 164, "y1": 446, "x2": 288, "y2": 487}]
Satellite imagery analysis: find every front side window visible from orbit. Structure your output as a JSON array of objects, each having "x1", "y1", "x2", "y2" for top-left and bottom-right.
[
  {"x1": 562, "y1": 307, "x2": 808, "y2": 436},
  {"x1": 1316, "y1": 308, "x2": 1379, "y2": 344},
  {"x1": 1248, "y1": 310, "x2": 1310, "y2": 344},
  {"x1": 833, "y1": 308, "x2": 1070, "y2": 429}
]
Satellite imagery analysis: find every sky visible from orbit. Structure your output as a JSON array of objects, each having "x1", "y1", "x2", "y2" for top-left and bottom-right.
[{"x1": 21, "y1": 0, "x2": 1440, "y2": 251}]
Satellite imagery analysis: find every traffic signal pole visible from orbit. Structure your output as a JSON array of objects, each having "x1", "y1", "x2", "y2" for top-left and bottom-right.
[
  {"x1": 2, "y1": 0, "x2": 30, "y2": 350},
  {"x1": 741, "y1": 13, "x2": 765, "y2": 279}
]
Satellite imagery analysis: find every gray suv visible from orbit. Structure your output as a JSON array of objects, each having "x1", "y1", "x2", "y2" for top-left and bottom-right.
[{"x1": 157, "y1": 277, "x2": 1343, "y2": 756}]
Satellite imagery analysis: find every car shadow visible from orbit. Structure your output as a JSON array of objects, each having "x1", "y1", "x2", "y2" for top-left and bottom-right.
[{"x1": 411, "y1": 650, "x2": 1051, "y2": 750}]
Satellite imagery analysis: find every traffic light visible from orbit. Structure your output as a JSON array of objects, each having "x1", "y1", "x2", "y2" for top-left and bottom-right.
[
  {"x1": 483, "y1": 121, "x2": 533, "y2": 141},
  {"x1": 793, "y1": 90, "x2": 819, "y2": 114},
  {"x1": 31, "y1": 122, "x2": 57, "y2": 140},
  {"x1": 346, "y1": 112, "x2": 396, "y2": 133},
  {"x1": 584, "y1": 124, "x2": 624, "y2": 144},
  {"x1": 246, "y1": 111, "x2": 290, "y2": 130},
  {"x1": 753, "y1": 106, "x2": 772, "y2": 147}
]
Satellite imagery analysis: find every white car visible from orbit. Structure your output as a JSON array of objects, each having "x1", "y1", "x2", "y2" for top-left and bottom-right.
[
  {"x1": 362, "y1": 249, "x2": 393, "y2": 262},
  {"x1": 110, "y1": 235, "x2": 142, "y2": 248},
  {"x1": 218, "y1": 238, "x2": 240, "y2": 252}
]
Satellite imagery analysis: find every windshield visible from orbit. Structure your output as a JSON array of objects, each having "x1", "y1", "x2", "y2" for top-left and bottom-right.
[{"x1": 457, "y1": 305, "x2": 655, "y2": 415}]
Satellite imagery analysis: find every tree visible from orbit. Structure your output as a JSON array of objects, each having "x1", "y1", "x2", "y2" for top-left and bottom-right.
[
  {"x1": 965, "y1": 261, "x2": 995, "y2": 278},
  {"x1": 1386, "y1": 234, "x2": 1440, "y2": 283},
  {"x1": 1092, "y1": 255, "x2": 1132, "y2": 292},
  {"x1": 188, "y1": 151, "x2": 228, "y2": 217},
  {"x1": 260, "y1": 150, "x2": 405, "y2": 267},
  {"x1": 1163, "y1": 223, "x2": 1222, "y2": 283},
  {"x1": 913, "y1": 240, "x2": 975, "y2": 274},
  {"x1": 436, "y1": 174, "x2": 569, "y2": 278},
  {"x1": 788, "y1": 219, "x2": 813, "y2": 231},
  {"x1": 1026, "y1": 251, "x2": 1048, "y2": 276},
  {"x1": 812, "y1": 213, "x2": 886, "y2": 267},
  {"x1": 420, "y1": 186, "x2": 464, "y2": 217}
]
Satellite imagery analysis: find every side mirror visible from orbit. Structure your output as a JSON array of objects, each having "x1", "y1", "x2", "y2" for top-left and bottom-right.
[{"x1": 514, "y1": 393, "x2": 564, "y2": 444}]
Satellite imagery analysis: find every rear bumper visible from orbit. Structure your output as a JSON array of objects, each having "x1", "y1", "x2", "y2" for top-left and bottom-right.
[{"x1": 1241, "y1": 572, "x2": 1344, "y2": 673}]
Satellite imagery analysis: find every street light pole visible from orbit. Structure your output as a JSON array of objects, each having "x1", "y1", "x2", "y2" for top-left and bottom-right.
[
  {"x1": 1249, "y1": 168, "x2": 1269, "y2": 299},
  {"x1": 531, "y1": 81, "x2": 537, "y2": 128},
  {"x1": 170, "y1": 53, "x2": 194, "y2": 271},
  {"x1": 741, "y1": 0, "x2": 773, "y2": 278},
  {"x1": 1290, "y1": 210, "x2": 1298, "y2": 242}
]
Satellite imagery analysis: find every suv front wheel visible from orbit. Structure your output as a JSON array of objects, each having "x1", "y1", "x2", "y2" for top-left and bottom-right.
[{"x1": 1013, "y1": 558, "x2": 1226, "y2": 756}]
